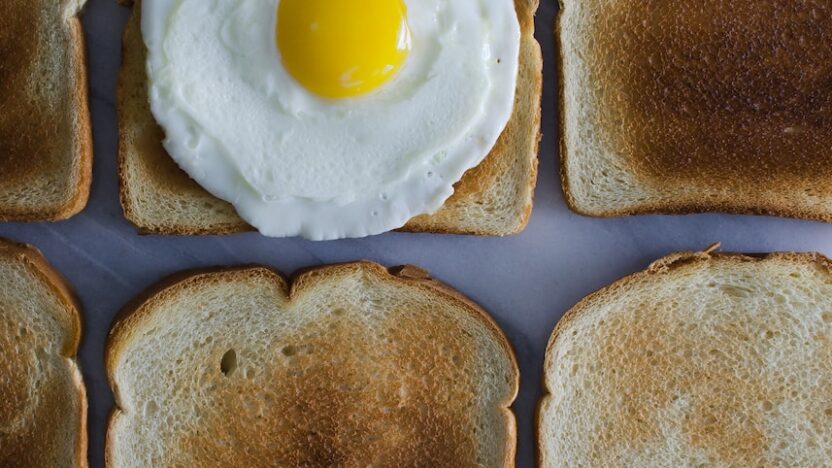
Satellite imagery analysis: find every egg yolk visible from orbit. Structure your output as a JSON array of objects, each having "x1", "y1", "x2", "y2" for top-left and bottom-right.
[{"x1": 277, "y1": 0, "x2": 411, "y2": 99}]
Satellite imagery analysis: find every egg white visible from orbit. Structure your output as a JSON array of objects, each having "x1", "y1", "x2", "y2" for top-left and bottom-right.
[{"x1": 142, "y1": 0, "x2": 520, "y2": 240}]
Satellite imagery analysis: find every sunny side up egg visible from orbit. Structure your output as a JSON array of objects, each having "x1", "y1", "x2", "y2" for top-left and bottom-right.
[{"x1": 142, "y1": 0, "x2": 521, "y2": 240}]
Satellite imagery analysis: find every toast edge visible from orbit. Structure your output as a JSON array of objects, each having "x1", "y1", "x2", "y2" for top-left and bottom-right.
[
  {"x1": 104, "y1": 261, "x2": 519, "y2": 467},
  {"x1": 534, "y1": 247, "x2": 832, "y2": 467},
  {"x1": 0, "y1": 237, "x2": 88, "y2": 468},
  {"x1": 62, "y1": 12, "x2": 94, "y2": 221},
  {"x1": 402, "y1": 0, "x2": 542, "y2": 236},
  {"x1": 556, "y1": 0, "x2": 579, "y2": 217},
  {"x1": 570, "y1": 202, "x2": 832, "y2": 224}
]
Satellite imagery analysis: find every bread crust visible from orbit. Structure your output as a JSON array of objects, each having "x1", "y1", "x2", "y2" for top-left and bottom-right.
[
  {"x1": 0, "y1": 2, "x2": 92, "y2": 222},
  {"x1": 0, "y1": 237, "x2": 87, "y2": 467},
  {"x1": 537, "y1": 247, "x2": 832, "y2": 466},
  {"x1": 62, "y1": 14, "x2": 94, "y2": 221},
  {"x1": 106, "y1": 261, "x2": 519, "y2": 467},
  {"x1": 117, "y1": 0, "x2": 540, "y2": 237},
  {"x1": 559, "y1": 0, "x2": 832, "y2": 222}
]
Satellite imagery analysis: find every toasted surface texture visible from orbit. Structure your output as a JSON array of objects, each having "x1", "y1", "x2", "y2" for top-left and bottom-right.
[
  {"x1": 538, "y1": 250, "x2": 832, "y2": 467},
  {"x1": 0, "y1": 1, "x2": 92, "y2": 221},
  {"x1": 560, "y1": 0, "x2": 832, "y2": 221},
  {"x1": 106, "y1": 263, "x2": 518, "y2": 467},
  {"x1": 0, "y1": 238, "x2": 87, "y2": 467},
  {"x1": 117, "y1": 0, "x2": 540, "y2": 236}
]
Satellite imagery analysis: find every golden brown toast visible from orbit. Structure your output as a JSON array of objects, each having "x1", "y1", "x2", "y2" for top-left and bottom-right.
[
  {"x1": 0, "y1": 1, "x2": 92, "y2": 221},
  {"x1": 0, "y1": 238, "x2": 87, "y2": 467},
  {"x1": 538, "y1": 248, "x2": 832, "y2": 466},
  {"x1": 117, "y1": 0, "x2": 541, "y2": 236},
  {"x1": 560, "y1": 0, "x2": 832, "y2": 221},
  {"x1": 106, "y1": 262, "x2": 518, "y2": 466}
]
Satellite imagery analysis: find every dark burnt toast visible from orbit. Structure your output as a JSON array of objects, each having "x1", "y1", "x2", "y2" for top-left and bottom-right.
[
  {"x1": 0, "y1": 1, "x2": 92, "y2": 221},
  {"x1": 560, "y1": 0, "x2": 832, "y2": 221}
]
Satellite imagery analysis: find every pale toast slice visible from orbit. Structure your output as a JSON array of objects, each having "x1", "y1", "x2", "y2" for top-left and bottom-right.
[
  {"x1": 538, "y1": 248, "x2": 832, "y2": 466},
  {"x1": 0, "y1": 238, "x2": 87, "y2": 467},
  {"x1": 117, "y1": 0, "x2": 541, "y2": 236},
  {"x1": 560, "y1": 0, "x2": 832, "y2": 221},
  {"x1": 106, "y1": 262, "x2": 518, "y2": 466},
  {"x1": 0, "y1": 1, "x2": 92, "y2": 221}
]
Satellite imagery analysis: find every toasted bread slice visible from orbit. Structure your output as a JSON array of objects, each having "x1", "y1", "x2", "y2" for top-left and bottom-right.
[
  {"x1": 117, "y1": 0, "x2": 540, "y2": 236},
  {"x1": 0, "y1": 1, "x2": 92, "y2": 221},
  {"x1": 560, "y1": 0, "x2": 832, "y2": 221},
  {"x1": 0, "y1": 238, "x2": 87, "y2": 467},
  {"x1": 106, "y1": 262, "x2": 518, "y2": 466},
  {"x1": 538, "y1": 248, "x2": 832, "y2": 466}
]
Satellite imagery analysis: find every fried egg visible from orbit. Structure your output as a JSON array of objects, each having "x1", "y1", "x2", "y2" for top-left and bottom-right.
[{"x1": 142, "y1": 0, "x2": 521, "y2": 240}]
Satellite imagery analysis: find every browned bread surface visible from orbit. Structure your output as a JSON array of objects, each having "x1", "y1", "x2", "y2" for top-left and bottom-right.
[
  {"x1": 106, "y1": 262, "x2": 518, "y2": 467},
  {"x1": 0, "y1": 1, "x2": 92, "y2": 221},
  {"x1": 538, "y1": 249, "x2": 832, "y2": 466},
  {"x1": 560, "y1": 0, "x2": 832, "y2": 220},
  {"x1": 0, "y1": 238, "x2": 87, "y2": 467},
  {"x1": 118, "y1": 0, "x2": 540, "y2": 236}
]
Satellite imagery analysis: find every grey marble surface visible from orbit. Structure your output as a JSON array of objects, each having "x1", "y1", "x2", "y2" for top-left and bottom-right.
[{"x1": 2, "y1": 1, "x2": 832, "y2": 466}]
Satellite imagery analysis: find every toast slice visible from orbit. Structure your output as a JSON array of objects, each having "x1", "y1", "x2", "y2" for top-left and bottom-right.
[
  {"x1": 0, "y1": 238, "x2": 87, "y2": 467},
  {"x1": 106, "y1": 262, "x2": 519, "y2": 466},
  {"x1": 0, "y1": 1, "x2": 92, "y2": 221},
  {"x1": 538, "y1": 248, "x2": 832, "y2": 466},
  {"x1": 117, "y1": 0, "x2": 541, "y2": 236},
  {"x1": 560, "y1": 0, "x2": 832, "y2": 221}
]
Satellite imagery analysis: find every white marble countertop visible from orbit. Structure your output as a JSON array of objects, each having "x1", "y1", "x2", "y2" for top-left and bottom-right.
[{"x1": 2, "y1": 1, "x2": 832, "y2": 466}]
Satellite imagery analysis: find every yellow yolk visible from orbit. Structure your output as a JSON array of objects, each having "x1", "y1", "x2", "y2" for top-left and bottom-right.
[{"x1": 277, "y1": 0, "x2": 411, "y2": 99}]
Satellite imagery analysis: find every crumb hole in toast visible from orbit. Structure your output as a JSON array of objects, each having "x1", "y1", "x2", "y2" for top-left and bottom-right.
[
  {"x1": 220, "y1": 349, "x2": 237, "y2": 376},
  {"x1": 822, "y1": 312, "x2": 832, "y2": 323},
  {"x1": 282, "y1": 345, "x2": 297, "y2": 357},
  {"x1": 332, "y1": 308, "x2": 346, "y2": 316},
  {"x1": 144, "y1": 400, "x2": 159, "y2": 417}
]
